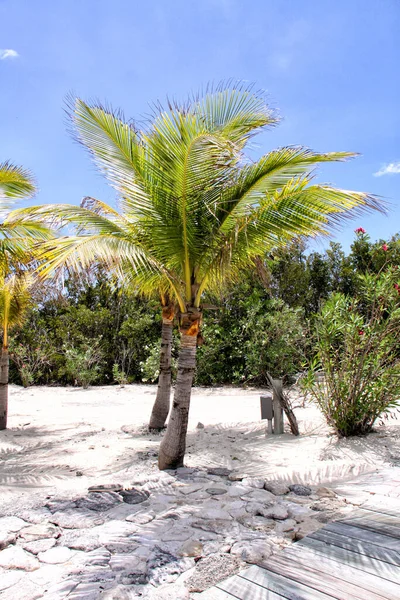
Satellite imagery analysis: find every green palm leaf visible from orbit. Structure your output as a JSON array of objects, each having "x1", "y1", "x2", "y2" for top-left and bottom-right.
[
  {"x1": 194, "y1": 82, "x2": 278, "y2": 144},
  {"x1": 0, "y1": 273, "x2": 35, "y2": 346},
  {"x1": 217, "y1": 147, "x2": 358, "y2": 232},
  {"x1": 0, "y1": 161, "x2": 36, "y2": 203}
]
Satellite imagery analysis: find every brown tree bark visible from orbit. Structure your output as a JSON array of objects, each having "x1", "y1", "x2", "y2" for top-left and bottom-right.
[
  {"x1": 149, "y1": 304, "x2": 175, "y2": 430},
  {"x1": 158, "y1": 309, "x2": 200, "y2": 470},
  {"x1": 0, "y1": 347, "x2": 9, "y2": 430}
]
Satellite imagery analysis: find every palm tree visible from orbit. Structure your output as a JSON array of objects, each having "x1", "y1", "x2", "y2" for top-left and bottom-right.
[
  {"x1": 0, "y1": 274, "x2": 34, "y2": 429},
  {"x1": 11, "y1": 84, "x2": 384, "y2": 467},
  {"x1": 0, "y1": 161, "x2": 54, "y2": 429}
]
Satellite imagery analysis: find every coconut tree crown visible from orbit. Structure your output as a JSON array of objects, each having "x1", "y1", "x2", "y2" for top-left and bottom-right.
[{"x1": 9, "y1": 83, "x2": 383, "y2": 311}]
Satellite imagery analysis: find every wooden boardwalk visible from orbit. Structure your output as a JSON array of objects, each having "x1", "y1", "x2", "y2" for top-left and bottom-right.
[{"x1": 198, "y1": 497, "x2": 400, "y2": 599}]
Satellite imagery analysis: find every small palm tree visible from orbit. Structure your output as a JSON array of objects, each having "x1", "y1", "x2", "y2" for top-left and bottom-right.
[
  {"x1": 0, "y1": 161, "x2": 54, "y2": 429},
  {"x1": 0, "y1": 274, "x2": 34, "y2": 428},
  {"x1": 12, "y1": 85, "x2": 384, "y2": 467}
]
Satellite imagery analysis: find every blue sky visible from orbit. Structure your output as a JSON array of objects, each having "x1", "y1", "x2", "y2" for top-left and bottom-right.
[{"x1": 1, "y1": 0, "x2": 399, "y2": 251}]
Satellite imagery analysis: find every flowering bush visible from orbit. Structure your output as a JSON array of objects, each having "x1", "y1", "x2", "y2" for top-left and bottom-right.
[
  {"x1": 302, "y1": 268, "x2": 400, "y2": 436},
  {"x1": 355, "y1": 227, "x2": 366, "y2": 234}
]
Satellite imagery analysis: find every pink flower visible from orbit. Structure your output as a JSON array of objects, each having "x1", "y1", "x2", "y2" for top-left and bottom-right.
[
  {"x1": 355, "y1": 227, "x2": 366, "y2": 234},
  {"x1": 382, "y1": 244, "x2": 388, "y2": 251},
  {"x1": 358, "y1": 330, "x2": 364, "y2": 336}
]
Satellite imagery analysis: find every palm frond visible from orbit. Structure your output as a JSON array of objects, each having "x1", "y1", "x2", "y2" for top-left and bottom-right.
[
  {"x1": 194, "y1": 180, "x2": 385, "y2": 305},
  {"x1": 1, "y1": 220, "x2": 55, "y2": 241},
  {"x1": 194, "y1": 82, "x2": 278, "y2": 144},
  {"x1": 39, "y1": 234, "x2": 187, "y2": 312},
  {"x1": 0, "y1": 272, "x2": 35, "y2": 335},
  {"x1": 0, "y1": 161, "x2": 36, "y2": 204},
  {"x1": 242, "y1": 182, "x2": 385, "y2": 251},
  {"x1": 8, "y1": 203, "x2": 127, "y2": 234},
  {"x1": 36, "y1": 234, "x2": 154, "y2": 276},
  {"x1": 218, "y1": 147, "x2": 358, "y2": 232},
  {"x1": 69, "y1": 100, "x2": 163, "y2": 219}
]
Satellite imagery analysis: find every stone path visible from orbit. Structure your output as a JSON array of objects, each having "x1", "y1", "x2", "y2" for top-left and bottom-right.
[
  {"x1": 196, "y1": 467, "x2": 400, "y2": 599},
  {"x1": 0, "y1": 467, "x2": 356, "y2": 599}
]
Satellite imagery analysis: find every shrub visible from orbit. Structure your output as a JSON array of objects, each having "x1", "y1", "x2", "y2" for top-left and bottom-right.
[
  {"x1": 112, "y1": 363, "x2": 128, "y2": 386},
  {"x1": 302, "y1": 269, "x2": 400, "y2": 436},
  {"x1": 62, "y1": 342, "x2": 104, "y2": 388},
  {"x1": 196, "y1": 296, "x2": 307, "y2": 385},
  {"x1": 9, "y1": 340, "x2": 51, "y2": 387},
  {"x1": 243, "y1": 299, "x2": 308, "y2": 382}
]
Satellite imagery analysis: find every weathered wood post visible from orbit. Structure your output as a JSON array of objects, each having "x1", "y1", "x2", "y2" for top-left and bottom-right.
[{"x1": 272, "y1": 379, "x2": 284, "y2": 434}]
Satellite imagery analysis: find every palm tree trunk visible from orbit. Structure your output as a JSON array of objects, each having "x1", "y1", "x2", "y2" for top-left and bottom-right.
[
  {"x1": 149, "y1": 305, "x2": 174, "y2": 430},
  {"x1": 158, "y1": 310, "x2": 200, "y2": 470},
  {"x1": 0, "y1": 347, "x2": 9, "y2": 430}
]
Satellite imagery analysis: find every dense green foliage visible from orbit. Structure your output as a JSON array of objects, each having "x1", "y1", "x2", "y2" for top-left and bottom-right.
[
  {"x1": 9, "y1": 271, "x2": 162, "y2": 386},
  {"x1": 196, "y1": 289, "x2": 307, "y2": 385},
  {"x1": 8, "y1": 231, "x2": 400, "y2": 388}
]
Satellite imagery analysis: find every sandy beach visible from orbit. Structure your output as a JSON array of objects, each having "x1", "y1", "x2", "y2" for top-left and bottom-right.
[
  {"x1": 1, "y1": 384, "x2": 400, "y2": 599},
  {"x1": 1, "y1": 384, "x2": 399, "y2": 514}
]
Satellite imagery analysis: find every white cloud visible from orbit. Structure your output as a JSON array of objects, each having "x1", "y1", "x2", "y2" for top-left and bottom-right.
[
  {"x1": 0, "y1": 49, "x2": 19, "y2": 60},
  {"x1": 374, "y1": 162, "x2": 400, "y2": 177}
]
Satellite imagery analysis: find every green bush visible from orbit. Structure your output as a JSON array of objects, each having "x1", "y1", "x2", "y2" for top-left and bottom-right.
[
  {"x1": 112, "y1": 363, "x2": 128, "y2": 386},
  {"x1": 196, "y1": 285, "x2": 307, "y2": 385},
  {"x1": 62, "y1": 342, "x2": 104, "y2": 388},
  {"x1": 9, "y1": 270, "x2": 162, "y2": 385},
  {"x1": 9, "y1": 339, "x2": 51, "y2": 387},
  {"x1": 302, "y1": 269, "x2": 400, "y2": 436},
  {"x1": 244, "y1": 299, "x2": 308, "y2": 381}
]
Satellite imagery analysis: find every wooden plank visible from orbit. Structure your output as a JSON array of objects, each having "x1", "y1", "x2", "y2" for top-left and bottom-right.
[
  {"x1": 324, "y1": 522, "x2": 400, "y2": 549},
  {"x1": 310, "y1": 528, "x2": 400, "y2": 566},
  {"x1": 217, "y1": 574, "x2": 285, "y2": 599},
  {"x1": 281, "y1": 545, "x2": 400, "y2": 598},
  {"x1": 300, "y1": 536, "x2": 400, "y2": 583},
  {"x1": 260, "y1": 554, "x2": 388, "y2": 600},
  {"x1": 341, "y1": 508, "x2": 400, "y2": 527},
  {"x1": 340, "y1": 516, "x2": 400, "y2": 540},
  {"x1": 240, "y1": 565, "x2": 336, "y2": 600}
]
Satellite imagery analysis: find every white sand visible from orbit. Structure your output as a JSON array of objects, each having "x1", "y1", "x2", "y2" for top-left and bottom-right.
[{"x1": 1, "y1": 384, "x2": 399, "y2": 513}]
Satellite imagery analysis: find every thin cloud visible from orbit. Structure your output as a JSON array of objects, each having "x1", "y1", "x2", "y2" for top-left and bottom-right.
[
  {"x1": 0, "y1": 49, "x2": 19, "y2": 60},
  {"x1": 374, "y1": 162, "x2": 400, "y2": 177}
]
